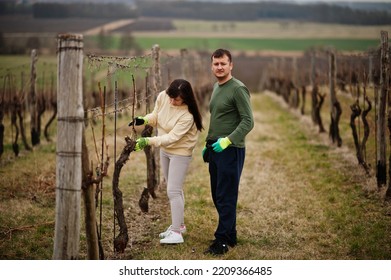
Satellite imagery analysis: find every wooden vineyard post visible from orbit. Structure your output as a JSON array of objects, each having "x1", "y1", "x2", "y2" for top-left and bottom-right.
[
  {"x1": 53, "y1": 34, "x2": 84, "y2": 259},
  {"x1": 30, "y1": 49, "x2": 39, "y2": 146},
  {"x1": 377, "y1": 31, "x2": 388, "y2": 189},
  {"x1": 152, "y1": 44, "x2": 162, "y2": 94},
  {"x1": 137, "y1": 45, "x2": 164, "y2": 212},
  {"x1": 19, "y1": 72, "x2": 32, "y2": 151},
  {"x1": 310, "y1": 52, "x2": 317, "y2": 125},
  {"x1": 181, "y1": 48, "x2": 191, "y2": 83},
  {"x1": 368, "y1": 54, "x2": 374, "y2": 86},
  {"x1": 0, "y1": 83, "x2": 3, "y2": 158},
  {"x1": 151, "y1": 44, "x2": 161, "y2": 190},
  {"x1": 381, "y1": 31, "x2": 391, "y2": 199},
  {"x1": 292, "y1": 56, "x2": 299, "y2": 109}
]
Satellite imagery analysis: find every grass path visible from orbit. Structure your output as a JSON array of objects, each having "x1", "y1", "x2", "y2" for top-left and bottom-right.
[
  {"x1": 1, "y1": 92, "x2": 391, "y2": 260},
  {"x1": 124, "y1": 92, "x2": 391, "y2": 260}
]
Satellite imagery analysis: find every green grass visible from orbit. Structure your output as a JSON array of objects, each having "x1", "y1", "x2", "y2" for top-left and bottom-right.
[
  {"x1": 0, "y1": 55, "x2": 57, "y2": 74},
  {"x1": 0, "y1": 54, "x2": 150, "y2": 96},
  {"x1": 100, "y1": 36, "x2": 379, "y2": 52},
  {"x1": 0, "y1": 55, "x2": 57, "y2": 93},
  {"x1": 136, "y1": 37, "x2": 379, "y2": 51},
  {"x1": 171, "y1": 19, "x2": 389, "y2": 39}
]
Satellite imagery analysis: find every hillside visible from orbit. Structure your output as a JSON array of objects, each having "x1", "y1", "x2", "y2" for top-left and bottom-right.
[
  {"x1": 0, "y1": 1, "x2": 388, "y2": 55},
  {"x1": 1, "y1": 0, "x2": 391, "y2": 25},
  {"x1": 22, "y1": 0, "x2": 391, "y2": 13}
]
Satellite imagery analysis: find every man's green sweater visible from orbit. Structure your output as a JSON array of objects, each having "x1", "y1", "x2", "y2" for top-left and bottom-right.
[{"x1": 207, "y1": 77, "x2": 254, "y2": 148}]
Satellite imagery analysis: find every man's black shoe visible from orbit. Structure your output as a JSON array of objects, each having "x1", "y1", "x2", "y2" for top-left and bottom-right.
[
  {"x1": 208, "y1": 238, "x2": 236, "y2": 247},
  {"x1": 204, "y1": 239, "x2": 228, "y2": 255}
]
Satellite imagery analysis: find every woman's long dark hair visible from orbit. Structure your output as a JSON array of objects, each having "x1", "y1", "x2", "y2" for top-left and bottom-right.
[{"x1": 166, "y1": 79, "x2": 203, "y2": 131}]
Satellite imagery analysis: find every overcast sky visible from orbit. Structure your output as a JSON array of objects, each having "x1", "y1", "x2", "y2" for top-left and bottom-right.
[
  {"x1": 212, "y1": 0, "x2": 391, "y2": 3},
  {"x1": 291, "y1": 0, "x2": 391, "y2": 2}
]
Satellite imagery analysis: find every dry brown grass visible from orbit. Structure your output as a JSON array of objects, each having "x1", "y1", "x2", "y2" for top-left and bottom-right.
[{"x1": 1, "y1": 93, "x2": 391, "y2": 260}]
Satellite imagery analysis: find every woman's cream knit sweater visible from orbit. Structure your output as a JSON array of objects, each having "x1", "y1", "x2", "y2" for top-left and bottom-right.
[{"x1": 145, "y1": 90, "x2": 198, "y2": 156}]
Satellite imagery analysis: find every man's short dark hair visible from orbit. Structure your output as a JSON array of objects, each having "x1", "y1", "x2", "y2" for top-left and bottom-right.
[{"x1": 211, "y1": 49, "x2": 232, "y2": 62}]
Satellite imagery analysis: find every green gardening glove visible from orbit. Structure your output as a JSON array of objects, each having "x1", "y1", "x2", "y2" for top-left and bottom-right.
[
  {"x1": 212, "y1": 137, "x2": 232, "y2": 153},
  {"x1": 134, "y1": 138, "x2": 149, "y2": 151},
  {"x1": 128, "y1": 116, "x2": 148, "y2": 126}
]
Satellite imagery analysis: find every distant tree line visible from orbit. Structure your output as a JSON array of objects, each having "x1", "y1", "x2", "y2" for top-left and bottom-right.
[
  {"x1": 0, "y1": 1, "x2": 138, "y2": 19},
  {"x1": 1, "y1": 0, "x2": 390, "y2": 25},
  {"x1": 0, "y1": 0, "x2": 31, "y2": 15},
  {"x1": 136, "y1": 1, "x2": 391, "y2": 25},
  {"x1": 32, "y1": 3, "x2": 138, "y2": 19}
]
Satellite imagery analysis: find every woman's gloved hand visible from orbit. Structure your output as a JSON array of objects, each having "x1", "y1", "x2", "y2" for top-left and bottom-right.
[
  {"x1": 128, "y1": 116, "x2": 148, "y2": 126},
  {"x1": 134, "y1": 138, "x2": 149, "y2": 151}
]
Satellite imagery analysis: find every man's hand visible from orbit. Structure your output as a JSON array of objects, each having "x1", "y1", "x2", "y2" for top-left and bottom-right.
[
  {"x1": 128, "y1": 116, "x2": 148, "y2": 126},
  {"x1": 202, "y1": 142, "x2": 210, "y2": 163},
  {"x1": 134, "y1": 138, "x2": 149, "y2": 151},
  {"x1": 202, "y1": 142, "x2": 207, "y2": 157},
  {"x1": 212, "y1": 137, "x2": 231, "y2": 153}
]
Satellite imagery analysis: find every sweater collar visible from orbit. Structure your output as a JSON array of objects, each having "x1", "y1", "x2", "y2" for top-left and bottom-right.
[{"x1": 218, "y1": 77, "x2": 234, "y2": 87}]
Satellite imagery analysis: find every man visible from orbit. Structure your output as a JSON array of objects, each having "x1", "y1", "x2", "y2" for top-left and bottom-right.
[{"x1": 203, "y1": 49, "x2": 254, "y2": 255}]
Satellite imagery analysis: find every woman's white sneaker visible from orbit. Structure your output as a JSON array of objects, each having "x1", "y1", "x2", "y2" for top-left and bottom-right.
[
  {"x1": 160, "y1": 231, "x2": 184, "y2": 244},
  {"x1": 159, "y1": 224, "x2": 186, "y2": 239}
]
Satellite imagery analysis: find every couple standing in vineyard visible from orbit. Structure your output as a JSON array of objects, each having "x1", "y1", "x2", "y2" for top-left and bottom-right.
[{"x1": 129, "y1": 49, "x2": 254, "y2": 255}]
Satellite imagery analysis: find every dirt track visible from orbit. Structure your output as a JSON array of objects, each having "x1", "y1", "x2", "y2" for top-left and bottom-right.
[{"x1": 83, "y1": 19, "x2": 135, "y2": 35}]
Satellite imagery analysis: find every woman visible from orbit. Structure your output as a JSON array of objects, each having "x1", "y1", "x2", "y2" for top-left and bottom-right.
[{"x1": 131, "y1": 79, "x2": 203, "y2": 244}]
